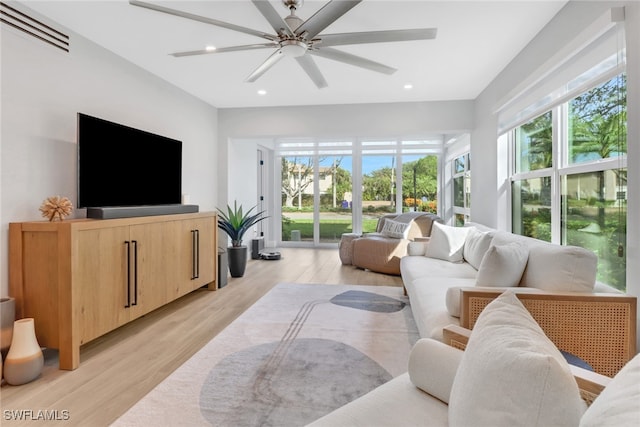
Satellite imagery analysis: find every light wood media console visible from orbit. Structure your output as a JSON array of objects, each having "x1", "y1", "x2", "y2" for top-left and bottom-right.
[{"x1": 9, "y1": 212, "x2": 218, "y2": 370}]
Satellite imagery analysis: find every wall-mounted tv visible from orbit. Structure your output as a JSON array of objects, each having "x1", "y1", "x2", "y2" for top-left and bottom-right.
[{"x1": 78, "y1": 113, "x2": 190, "y2": 218}]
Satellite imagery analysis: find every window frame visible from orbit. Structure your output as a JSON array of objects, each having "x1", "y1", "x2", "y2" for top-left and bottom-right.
[{"x1": 508, "y1": 72, "x2": 627, "y2": 289}]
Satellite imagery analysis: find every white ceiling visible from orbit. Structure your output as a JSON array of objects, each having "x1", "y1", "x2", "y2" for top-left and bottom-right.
[{"x1": 22, "y1": 0, "x2": 568, "y2": 108}]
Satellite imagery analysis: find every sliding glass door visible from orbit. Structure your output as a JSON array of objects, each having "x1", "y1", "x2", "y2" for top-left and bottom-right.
[
  {"x1": 318, "y1": 155, "x2": 353, "y2": 243},
  {"x1": 277, "y1": 138, "x2": 442, "y2": 246},
  {"x1": 281, "y1": 155, "x2": 314, "y2": 242}
]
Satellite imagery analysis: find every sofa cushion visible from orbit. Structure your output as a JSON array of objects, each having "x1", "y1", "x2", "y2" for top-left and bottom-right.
[
  {"x1": 380, "y1": 219, "x2": 412, "y2": 239},
  {"x1": 425, "y1": 222, "x2": 470, "y2": 263},
  {"x1": 580, "y1": 353, "x2": 640, "y2": 427},
  {"x1": 463, "y1": 227, "x2": 493, "y2": 270},
  {"x1": 475, "y1": 242, "x2": 529, "y2": 287},
  {"x1": 408, "y1": 338, "x2": 464, "y2": 404},
  {"x1": 406, "y1": 276, "x2": 476, "y2": 340},
  {"x1": 448, "y1": 291, "x2": 586, "y2": 427},
  {"x1": 491, "y1": 231, "x2": 597, "y2": 292}
]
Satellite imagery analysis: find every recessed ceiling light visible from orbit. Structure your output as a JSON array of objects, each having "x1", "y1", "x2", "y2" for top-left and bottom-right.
[
  {"x1": 205, "y1": 45, "x2": 216, "y2": 51},
  {"x1": 404, "y1": 83, "x2": 413, "y2": 90},
  {"x1": 257, "y1": 89, "x2": 267, "y2": 96}
]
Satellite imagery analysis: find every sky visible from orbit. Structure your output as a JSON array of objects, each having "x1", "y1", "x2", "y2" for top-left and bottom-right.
[{"x1": 318, "y1": 155, "x2": 425, "y2": 175}]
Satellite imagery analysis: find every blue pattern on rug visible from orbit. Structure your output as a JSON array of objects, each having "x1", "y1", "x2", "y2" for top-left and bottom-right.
[
  {"x1": 330, "y1": 290, "x2": 406, "y2": 313},
  {"x1": 199, "y1": 338, "x2": 391, "y2": 426}
]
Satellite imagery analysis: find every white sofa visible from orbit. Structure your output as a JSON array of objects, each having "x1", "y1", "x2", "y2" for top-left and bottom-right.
[
  {"x1": 309, "y1": 291, "x2": 640, "y2": 427},
  {"x1": 401, "y1": 221, "x2": 618, "y2": 341},
  {"x1": 309, "y1": 222, "x2": 638, "y2": 426}
]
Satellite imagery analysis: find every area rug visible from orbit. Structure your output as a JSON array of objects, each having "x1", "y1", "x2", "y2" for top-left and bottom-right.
[{"x1": 112, "y1": 283, "x2": 419, "y2": 427}]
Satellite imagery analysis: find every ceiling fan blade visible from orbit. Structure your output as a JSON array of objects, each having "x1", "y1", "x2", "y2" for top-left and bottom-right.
[
  {"x1": 246, "y1": 49, "x2": 285, "y2": 83},
  {"x1": 318, "y1": 28, "x2": 438, "y2": 47},
  {"x1": 251, "y1": 0, "x2": 294, "y2": 37},
  {"x1": 310, "y1": 47, "x2": 396, "y2": 75},
  {"x1": 171, "y1": 43, "x2": 278, "y2": 57},
  {"x1": 295, "y1": 0, "x2": 361, "y2": 39},
  {"x1": 129, "y1": 0, "x2": 276, "y2": 41},
  {"x1": 295, "y1": 55, "x2": 328, "y2": 89}
]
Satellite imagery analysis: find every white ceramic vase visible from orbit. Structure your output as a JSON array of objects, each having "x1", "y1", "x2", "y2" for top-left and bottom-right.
[
  {"x1": 1, "y1": 296, "x2": 15, "y2": 357},
  {"x1": 3, "y1": 318, "x2": 44, "y2": 385}
]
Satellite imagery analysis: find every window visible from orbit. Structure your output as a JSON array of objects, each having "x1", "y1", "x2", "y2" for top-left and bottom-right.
[
  {"x1": 510, "y1": 74, "x2": 627, "y2": 290},
  {"x1": 515, "y1": 111, "x2": 552, "y2": 173},
  {"x1": 277, "y1": 138, "x2": 442, "y2": 245},
  {"x1": 452, "y1": 153, "x2": 471, "y2": 226},
  {"x1": 501, "y1": 9, "x2": 626, "y2": 291}
]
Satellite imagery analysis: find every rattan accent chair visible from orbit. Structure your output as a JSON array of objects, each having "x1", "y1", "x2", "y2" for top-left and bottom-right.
[{"x1": 455, "y1": 288, "x2": 637, "y2": 378}]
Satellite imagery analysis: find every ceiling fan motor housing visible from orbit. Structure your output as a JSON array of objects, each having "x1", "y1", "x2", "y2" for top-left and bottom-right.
[
  {"x1": 282, "y1": 0, "x2": 303, "y2": 11},
  {"x1": 284, "y1": 13, "x2": 304, "y2": 34}
]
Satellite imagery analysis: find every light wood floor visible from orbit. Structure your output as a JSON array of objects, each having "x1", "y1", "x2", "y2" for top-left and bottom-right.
[{"x1": 1, "y1": 248, "x2": 402, "y2": 426}]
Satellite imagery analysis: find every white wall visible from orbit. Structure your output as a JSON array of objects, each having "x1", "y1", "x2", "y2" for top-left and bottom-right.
[
  {"x1": 0, "y1": 8, "x2": 218, "y2": 297},
  {"x1": 472, "y1": 0, "x2": 640, "y2": 350}
]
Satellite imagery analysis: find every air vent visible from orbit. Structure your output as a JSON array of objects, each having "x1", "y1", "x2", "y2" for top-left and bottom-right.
[{"x1": 1, "y1": 1, "x2": 69, "y2": 52}]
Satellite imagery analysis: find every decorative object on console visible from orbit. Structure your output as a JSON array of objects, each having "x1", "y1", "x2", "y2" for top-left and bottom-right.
[
  {"x1": 1, "y1": 297, "x2": 15, "y2": 358},
  {"x1": 39, "y1": 195, "x2": 73, "y2": 221},
  {"x1": 3, "y1": 318, "x2": 44, "y2": 385},
  {"x1": 217, "y1": 201, "x2": 267, "y2": 277}
]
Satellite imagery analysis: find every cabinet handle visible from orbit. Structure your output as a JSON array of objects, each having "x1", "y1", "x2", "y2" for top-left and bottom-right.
[
  {"x1": 132, "y1": 240, "x2": 138, "y2": 306},
  {"x1": 124, "y1": 241, "x2": 131, "y2": 308},
  {"x1": 195, "y1": 229, "x2": 200, "y2": 279},
  {"x1": 191, "y1": 229, "x2": 200, "y2": 280}
]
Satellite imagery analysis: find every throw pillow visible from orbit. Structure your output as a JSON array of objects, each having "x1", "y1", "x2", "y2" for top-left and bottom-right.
[
  {"x1": 463, "y1": 227, "x2": 493, "y2": 270},
  {"x1": 380, "y1": 219, "x2": 411, "y2": 239},
  {"x1": 408, "y1": 338, "x2": 464, "y2": 404},
  {"x1": 491, "y1": 232, "x2": 597, "y2": 292},
  {"x1": 448, "y1": 291, "x2": 586, "y2": 427},
  {"x1": 580, "y1": 353, "x2": 640, "y2": 427},
  {"x1": 424, "y1": 222, "x2": 470, "y2": 263},
  {"x1": 475, "y1": 242, "x2": 529, "y2": 287}
]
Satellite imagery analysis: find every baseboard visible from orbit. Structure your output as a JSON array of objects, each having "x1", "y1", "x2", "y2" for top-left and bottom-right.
[{"x1": 86, "y1": 204, "x2": 199, "y2": 219}]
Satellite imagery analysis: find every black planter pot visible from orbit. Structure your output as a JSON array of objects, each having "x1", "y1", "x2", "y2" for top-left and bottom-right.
[{"x1": 227, "y1": 246, "x2": 248, "y2": 278}]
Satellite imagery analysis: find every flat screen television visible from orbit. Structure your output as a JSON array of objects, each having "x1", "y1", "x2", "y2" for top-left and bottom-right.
[{"x1": 77, "y1": 113, "x2": 183, "y2": 211}]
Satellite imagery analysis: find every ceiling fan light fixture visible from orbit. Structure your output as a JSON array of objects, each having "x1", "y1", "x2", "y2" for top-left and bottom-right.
[{"x1": 280, "y1": 40, "x2": 307, "y2": 58}]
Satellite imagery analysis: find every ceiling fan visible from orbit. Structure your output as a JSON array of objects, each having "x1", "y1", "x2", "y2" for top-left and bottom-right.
[{"x1": 129, "y1": 0, "x2": 437, "y2": 89}]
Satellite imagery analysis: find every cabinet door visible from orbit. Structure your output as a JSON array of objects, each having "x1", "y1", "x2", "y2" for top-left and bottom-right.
[
  {"x1": 75, "y1": 226, "x2": 131, "y2": 344},
  {"x1": 167, "y1": 220, "x2": 194, "y2": 298},
  {"x1": 129, "y1": 222, "x2": 173, "y2": 318},
  {"x1": 189, "y1": 217, "x2": 216, "y2": 289},
  {"x1": 170, "y1": 217, "x2": 216, "y2": 298}
]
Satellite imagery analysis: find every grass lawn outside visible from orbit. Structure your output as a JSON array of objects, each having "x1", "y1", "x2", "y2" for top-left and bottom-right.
[{"x1": 282, "y1": 219, "x2": 378, "y2": 241}]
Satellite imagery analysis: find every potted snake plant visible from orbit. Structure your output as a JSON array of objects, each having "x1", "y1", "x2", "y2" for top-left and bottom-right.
[{"x1": 217, "y1": 201, "x2": 267, "y2": 277}]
